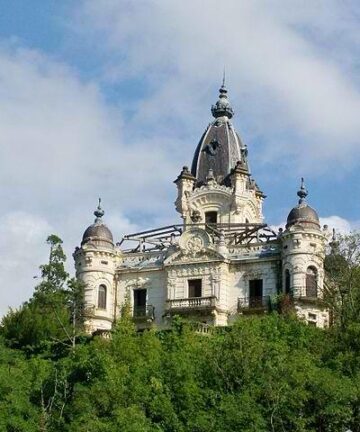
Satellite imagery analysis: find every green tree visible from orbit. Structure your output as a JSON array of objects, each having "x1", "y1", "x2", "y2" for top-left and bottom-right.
[
  {"x1": 325, "y1": 232, "x2": 360, "y2": 328},
  {"x1": 1, "y1": 235, "x2": 85, "y2": 353}
]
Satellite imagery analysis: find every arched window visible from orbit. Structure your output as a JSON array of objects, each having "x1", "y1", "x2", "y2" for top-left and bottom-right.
[
  {"x1": 306, "y1": 267, "x2": 317, "y2": 298},
  {"x1": 98, "y1": 284, "x2": 107, "y2": 309},
  {"x1": 285, "y1": 269, "x2": 291, "y2": 294}
]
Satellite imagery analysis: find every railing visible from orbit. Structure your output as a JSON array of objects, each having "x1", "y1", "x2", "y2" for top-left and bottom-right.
[
  {"x1": 133, "y1": 305, "x2": 155, "y2": 321},
  {"x1": 166, "y1": 296, "x2": 217, "y2": 310},
  {"x1": 237, "y1": 296, "x2": 270, "y2": 311}
]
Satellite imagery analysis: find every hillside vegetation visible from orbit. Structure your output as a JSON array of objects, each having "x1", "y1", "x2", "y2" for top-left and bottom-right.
[{"x1": 1, "y1": 234, "x2": 360, "y2": 432}]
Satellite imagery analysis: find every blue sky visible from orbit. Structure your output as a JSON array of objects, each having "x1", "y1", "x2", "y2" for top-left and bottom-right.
[{"x1": 1, "y1": 0, "x2": 360, "y2": 315}]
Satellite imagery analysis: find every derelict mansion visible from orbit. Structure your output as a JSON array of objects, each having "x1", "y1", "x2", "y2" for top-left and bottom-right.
[{"x1": 74, "y1": 82, "x2": 330, "y2": 332}]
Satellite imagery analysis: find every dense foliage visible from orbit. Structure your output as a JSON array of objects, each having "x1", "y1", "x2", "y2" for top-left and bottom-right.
[{"x1": 1, "y1": 234, "x2": 360, "y2": 431}]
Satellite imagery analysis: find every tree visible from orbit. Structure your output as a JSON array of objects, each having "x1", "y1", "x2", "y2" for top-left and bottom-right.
[
  {"x1": 325, "y1": 232, "x2": 360, "y2": 329},
  {"x1": 1, "y1": 235, "x2": 85, "y2": 353}
]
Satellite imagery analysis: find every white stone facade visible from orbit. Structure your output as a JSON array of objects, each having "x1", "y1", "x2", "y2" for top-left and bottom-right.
[{"x1": 74, "y1": 85, "x2": 330, "y2": 332}]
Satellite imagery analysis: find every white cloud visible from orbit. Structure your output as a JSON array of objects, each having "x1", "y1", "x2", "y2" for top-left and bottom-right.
[
  {"x1": 0, "y1": 43, "x2": 178, "y2": 315},
  {"x1": 2, "y1": 2, "x2": 360, "y2": 315},
  {"x1": 74, "y1": 0, "x2": 360, "y2": 172},
  {"x1": 320, "y1": 215, "x2": 357, "y2": 234},
  {"x1": 0, "y1": 212, "x2": 52, "y2": 316}
]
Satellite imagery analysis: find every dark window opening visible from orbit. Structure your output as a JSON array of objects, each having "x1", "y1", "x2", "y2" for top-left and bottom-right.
[
  {"x1": 306, "y1": 267, "x2": 318, "y2": 298},
  {"x1": 98, "y1": 285, "x2": 107, "y2": 309},
  {"x1": 205, "y1": 211, "x2": 217, "y2": 226},
  {"x1": 188, "y1": 279, "x2": 202, "y2": 298},
  {"x1": 285, "y1": 270, "x2": 291, "y2": 294},
  {"x1": 133, "y1": 289, "x2": 147, "y2": 316},
  {"x1": 249, "y1": 279, "x2": 263, "y2": 307},
  {"x1": 308, "y1": 321, "x2": 317, "y2": 327}
]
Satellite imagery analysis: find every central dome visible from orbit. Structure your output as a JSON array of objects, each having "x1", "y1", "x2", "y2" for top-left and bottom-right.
[{"x1": 191, "y1": 83, "x2": 248, "y2": 186}]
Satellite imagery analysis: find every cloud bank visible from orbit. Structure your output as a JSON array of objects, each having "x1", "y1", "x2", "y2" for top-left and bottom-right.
[{"x1": 1, "y1": 2, "x2": 360, "y2": 314}]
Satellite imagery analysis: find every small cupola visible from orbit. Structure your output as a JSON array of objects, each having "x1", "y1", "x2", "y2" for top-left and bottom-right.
[
  {"x1": 286, "y1": 179, "x2": 320, "y2": 230},
  {"x1": 82, "y1": 199, "x2": 114, "y2": 248}
]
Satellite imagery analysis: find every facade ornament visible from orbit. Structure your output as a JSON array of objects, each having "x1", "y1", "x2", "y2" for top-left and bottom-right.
[
  {"x1": 179, "y1": 227, "x2": 211, "y2": 257},
  {"x1": 191, "y1": 209, "x2": 202, "y2": 223}
]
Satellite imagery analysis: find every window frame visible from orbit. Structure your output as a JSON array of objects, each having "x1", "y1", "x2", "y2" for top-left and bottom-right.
[
  {"x1": 306, "y1": 266, "x2": 318, "y2": 298},
  {"x1": 188, "y1": 279, "x2": 202, "y2": 298},
  {"x1": 98, "y1": 284, "x2": 107, "y2": 310}
]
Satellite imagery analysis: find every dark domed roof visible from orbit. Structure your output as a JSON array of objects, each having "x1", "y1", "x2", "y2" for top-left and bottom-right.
[
  {"x1": 81, "y1": 199, "x2": 114, "y2": 248},
  {"x1": 191, "y1": 82, "x2": 249, "y2": 186},
  {"x1": 286, "y1": 203, "x2": 320, "y2": 229},
  {"x1": 82, "y1": 223, "x2": 113, "y2": 244},
  {"x1": 286, "y1": 179, "x2": 320, "y2": 230}
]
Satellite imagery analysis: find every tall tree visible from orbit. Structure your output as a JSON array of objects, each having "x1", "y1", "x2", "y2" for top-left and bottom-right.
[{"x1": 1, "y1": 235, "x2": 85, "y2": 352}]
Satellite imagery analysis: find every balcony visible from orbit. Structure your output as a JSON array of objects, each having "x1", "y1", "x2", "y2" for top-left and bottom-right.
[
  {"x1": 166, "y1": 296, "x2": 217, "y2": 315},
  {"x1": 237, "y1": 296, "x2": 270, "y2": 314},
  {"x1": 132, "y1": 305, "x2": 155, "y2": 322},
  {"x1": 297, "y1": 296, "x2": 325, "y2": 307}
]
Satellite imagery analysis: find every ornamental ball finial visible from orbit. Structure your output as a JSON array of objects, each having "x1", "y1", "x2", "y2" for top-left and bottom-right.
[
  {"x1": 94, "y1": 197, "x2": 105, "y2": 222},
  {"x1": 297, "y1": 177, "x2": 308, "y2": 204}
]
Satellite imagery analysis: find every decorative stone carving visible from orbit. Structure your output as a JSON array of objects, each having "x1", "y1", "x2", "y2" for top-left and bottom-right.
[{"x1": 178, "y1": 228, "x2": 211, "y2": 257}]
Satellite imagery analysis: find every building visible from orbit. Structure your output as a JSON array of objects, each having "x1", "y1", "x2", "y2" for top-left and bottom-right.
[{"x1": 73, "y1": 82, "x2": 329, "y2": 332}]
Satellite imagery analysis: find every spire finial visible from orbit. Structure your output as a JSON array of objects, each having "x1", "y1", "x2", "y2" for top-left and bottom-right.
[
  {"x1": 94, "y1": 197, "x2": 105, "y2": 222},
  {"x1": 211, "y1": 73, "x2": 234, "y2": 119},
  {"x1": 297, "y1": 177, "x2": 308, "y2": 204}
]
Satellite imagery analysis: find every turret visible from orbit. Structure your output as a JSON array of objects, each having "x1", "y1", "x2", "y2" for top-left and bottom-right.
[
  {"x1": 229, "y1": 160, "x2": 265, "y2": 223},
  {"x1": 280, "y1": 180, "x2": 328, "y2": 327},
  {"x1": 174, "y1": 166, "x2": 196, "y2": 223},
  {"x1": 73, "y1": 199, "x2": 117, "y2": 333}
]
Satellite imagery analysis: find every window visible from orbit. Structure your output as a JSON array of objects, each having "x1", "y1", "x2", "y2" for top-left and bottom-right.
[
  {"x1": 188, "y1": 279, "x2": 202, "y2": 298},
  {"x1": 249, "y1": 279, "x2": 263, "y2": 307},
  {"x1": 306, "y1": 267, "x2": 318, "y2": 298},
  {"x1": 98, "y1": 285, "x2": 107, "y2": 309},
  {"x1": 285, "y1": 269, "x2": 291, "y2": 294},
  {"x1": 133, "y1": 289, "x2": 147, "y2": 316},
  {"x1": 308, "y1": 321, "x2": 317, "y2": 327},
  {"x1": 205, "y1": 211, "x2": 217, "y2": 226}
]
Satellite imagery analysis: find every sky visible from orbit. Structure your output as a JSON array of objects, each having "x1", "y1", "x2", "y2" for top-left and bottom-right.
[{"x1": 1, "y1": 0, "x2": 360, "y2": 316}]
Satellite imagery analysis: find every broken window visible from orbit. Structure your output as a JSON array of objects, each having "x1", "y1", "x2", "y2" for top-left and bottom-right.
[
  {"x1": 249, "y1": 279, "x2": 263, "y2": 308},
  {"x1": 188, "y1": 279, "x2": 202, "y2": 298},
  {"x1": 133, "y1": 289, "x2": 147, "y2": 316}
]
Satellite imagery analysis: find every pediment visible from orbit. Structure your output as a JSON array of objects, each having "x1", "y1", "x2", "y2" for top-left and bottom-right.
[{"x1": 164, "y1": 246, "x2": 225, "y2": 265}]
